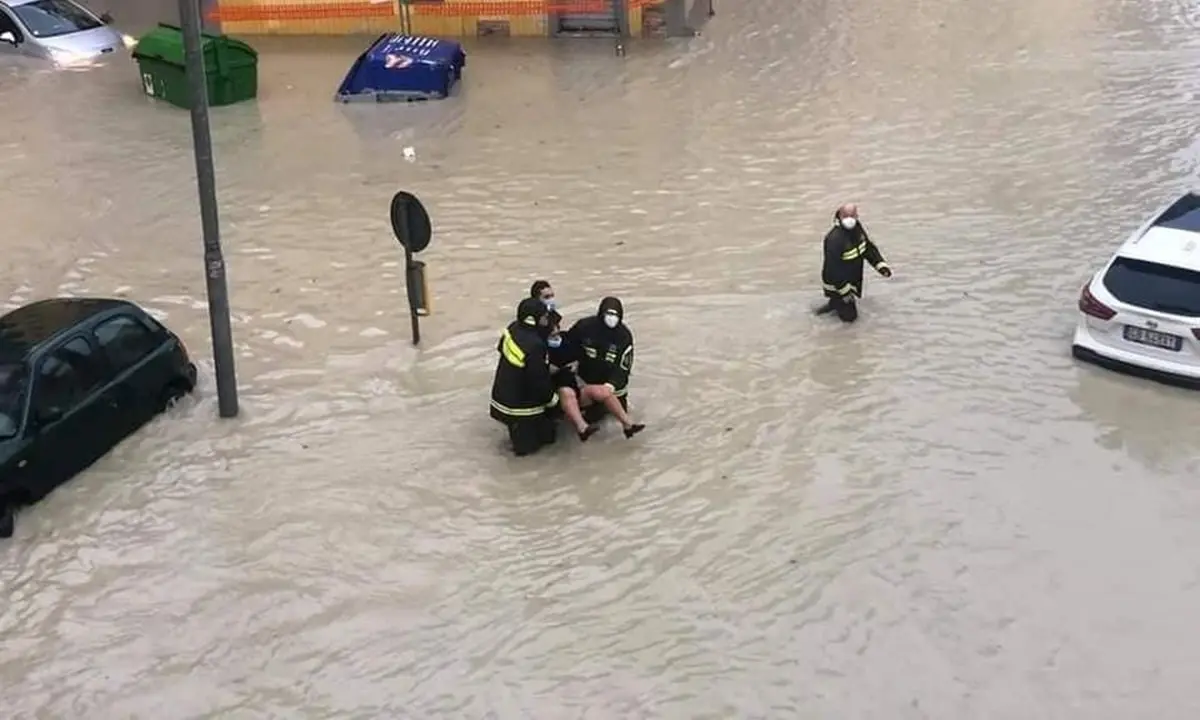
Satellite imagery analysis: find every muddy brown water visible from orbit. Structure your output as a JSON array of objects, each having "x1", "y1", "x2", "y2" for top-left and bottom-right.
[{"x1": 4, "y1": 0, "x2": 1200, "y2": 717}]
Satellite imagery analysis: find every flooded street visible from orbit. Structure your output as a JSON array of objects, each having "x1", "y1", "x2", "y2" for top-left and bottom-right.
[{"x1": 5, "y1": 0, "x2": 1200, "y2": 715}]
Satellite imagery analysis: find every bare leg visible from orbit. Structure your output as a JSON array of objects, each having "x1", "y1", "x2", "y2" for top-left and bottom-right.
[
  {"x1": 558, "y1": 387, "x2": 598, "y2": 441},
  {"x1": 581, "y1": 384, "x2": 645, "y2": 438}
]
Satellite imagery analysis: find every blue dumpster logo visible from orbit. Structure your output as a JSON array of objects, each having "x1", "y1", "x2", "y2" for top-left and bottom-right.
[{"x1": 385, "y1": 53, "x2": 414, "y2": 70}]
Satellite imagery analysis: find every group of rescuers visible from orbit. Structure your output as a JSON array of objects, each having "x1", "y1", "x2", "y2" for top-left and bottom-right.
[{"x1": 489, "y1": 202, "x2": 891, "y2": 457}]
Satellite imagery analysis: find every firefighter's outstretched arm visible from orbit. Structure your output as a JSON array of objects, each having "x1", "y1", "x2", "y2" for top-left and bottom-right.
[{"x1": 863, "y1": 234, "x2": 892, "y2": 276}]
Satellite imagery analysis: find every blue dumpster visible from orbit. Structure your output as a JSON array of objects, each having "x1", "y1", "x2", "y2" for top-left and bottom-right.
[{"x1": 334, "y1": 33, "x2": 466, "y2": 103}]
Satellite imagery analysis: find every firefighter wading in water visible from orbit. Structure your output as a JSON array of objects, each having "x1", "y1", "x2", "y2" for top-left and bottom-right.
[
  {"x1": 490, "y1": 297, "x2": 560, "y2": 457},
  {"x1": 567, "y1": 296, "x2": 645, "y2": 439},
  {"x1": 815, "y1": 203, "x2": 893, "y2": 322}
]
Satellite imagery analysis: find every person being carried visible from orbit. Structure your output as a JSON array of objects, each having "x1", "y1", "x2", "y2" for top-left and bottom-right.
[
  {"x1": 567, "y1": 296, "x2": 646, "y2": 439},
  {"x1": 546, "y1": 311, "x2": 600, "y2": 442},
  {"x1": 489, "y1": 298, "x2": 560, "y2": 457},
  {"x1": 815, "y1": 203, "x2": 892, "y2": 323}
]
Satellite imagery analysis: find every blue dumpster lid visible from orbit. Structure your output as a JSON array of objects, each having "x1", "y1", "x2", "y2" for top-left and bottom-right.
[
  {"x1": 334, "y1": 33, "x2": 466, "y2": 103},
  {"x1": 366, "y1": 34, "x2": 462, "y2": 70}
]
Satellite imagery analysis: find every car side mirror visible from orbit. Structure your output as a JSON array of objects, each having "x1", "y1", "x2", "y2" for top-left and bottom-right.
[
  {"x1": 0, "y1": 31, "x2": 16, "y2": 45},
  {"x1": 36, "y1": 406, "x2": 63, "y2": 426},
  {"x1": 99, "y1": 12, "x2": 113, "y2": 24}
]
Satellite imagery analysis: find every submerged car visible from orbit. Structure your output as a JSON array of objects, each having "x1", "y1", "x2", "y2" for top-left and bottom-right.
[
  {"x1": 1072, "y1": 191, "x2": 1200, "y2": 387},
  {"x1": 0, "y1": 0, "x2": 133, "y2": 66},
  {"x1": 0, "y1": 298, "x2": 197, "y2": 539}
]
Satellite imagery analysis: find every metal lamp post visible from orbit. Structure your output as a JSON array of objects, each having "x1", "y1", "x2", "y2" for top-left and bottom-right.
[{"x1": 178, "y1": 0, "x2": 239, "y2": 418}]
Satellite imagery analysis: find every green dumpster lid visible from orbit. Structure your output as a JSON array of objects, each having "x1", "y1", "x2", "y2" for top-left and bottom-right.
[{"x1": 132, "y1": 23, "x2": 257, "y2": 70}]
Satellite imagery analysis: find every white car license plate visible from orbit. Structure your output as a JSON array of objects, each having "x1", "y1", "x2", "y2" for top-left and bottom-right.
[{"x1": 1123, "y1": 325, "x2": 1182, "y2": 352}]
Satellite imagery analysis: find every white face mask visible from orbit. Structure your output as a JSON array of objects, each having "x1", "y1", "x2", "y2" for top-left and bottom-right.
[
  {"x1": 839, "y1": 216, "x2": 858, "y2": 230},
  {"x1": 603, "y1": 313, "x2": 619, "y2": 329},
  {"x1": 547, "y1": 336, "x2": 562, "y2": 349},
  {"x1": 542, "y1": 298, "x2": 557, "y2": 312}
]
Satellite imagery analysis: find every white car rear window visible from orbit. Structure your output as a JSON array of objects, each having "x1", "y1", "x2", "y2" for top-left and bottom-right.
[{"x1": 1103, "y1": 256, "x2": 1200, "y2": 317}]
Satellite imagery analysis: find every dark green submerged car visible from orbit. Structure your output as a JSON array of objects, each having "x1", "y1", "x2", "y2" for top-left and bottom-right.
[{"x1": 0, "y1": 298, "x2": 197, "y2": 538}]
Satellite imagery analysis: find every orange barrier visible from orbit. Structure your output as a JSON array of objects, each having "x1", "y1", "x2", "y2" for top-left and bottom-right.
[
  {"x1": 208, "y1": 0, "x2": 659, "y2": 22},
  {"x1": 209, "y1": 3, "x2": 395, "y2": 22}
]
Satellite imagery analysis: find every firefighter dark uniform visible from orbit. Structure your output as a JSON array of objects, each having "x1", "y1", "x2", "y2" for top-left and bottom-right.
[
  {"x1": 567, "y1": 297, "x2": 634, "y2": 422},
  {"x1": 819, "y1": 219, "x2": 891, "y2": 322},
  {"x1": 490, "y1": 298, "x2": 559, "y2": 456}
]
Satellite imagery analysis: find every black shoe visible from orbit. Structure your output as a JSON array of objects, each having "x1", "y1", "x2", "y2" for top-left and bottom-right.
[
  {"x1": 624, "y1": 423, "x2": 645, "y2": 439},
  {"x1": 578, "y1": 424, "x2": 599, "y2": 442},
  {"x1": 813, "y1": 301, "x2": 836, "y2": 315}
]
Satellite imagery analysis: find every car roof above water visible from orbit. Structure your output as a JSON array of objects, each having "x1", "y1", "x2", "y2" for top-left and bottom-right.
[
  {"x1": 0, "y1": 297, "x2": 134, "y2": 361},
  {"x1": 1119, "y1": 191, "x2": 1200, "y2": 272}
]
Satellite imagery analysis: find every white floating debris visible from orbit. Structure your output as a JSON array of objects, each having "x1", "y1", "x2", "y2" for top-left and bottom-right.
[
  {"x1": 403, "y1": 146, "x2": 417, "y2": 161},
  {"x1": 288, "y1": 313, "x2": 327, "y2": 329},
  {"x1": 273, "y1": 336, "x2": 304, "y2": 348}
]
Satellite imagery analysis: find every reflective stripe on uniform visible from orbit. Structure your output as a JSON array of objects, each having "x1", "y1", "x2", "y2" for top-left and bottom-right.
[
  {"x1": 822, "y1": 281, "x2": 858, "y2": 296},
  {"x1": 841, "y1": 241, "x2": 867, "y2": 261},
  {"x1": 500, "y1": 329, "x2": 525, "y2": 368},
  {"x1": 490, "y1": 399, "x2": 543, "y2": 417}
]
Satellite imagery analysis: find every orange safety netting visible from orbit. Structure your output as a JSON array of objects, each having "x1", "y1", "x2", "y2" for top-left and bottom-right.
[{"x1": 208, "y1": 1, "x2": 660, "y2": 22}]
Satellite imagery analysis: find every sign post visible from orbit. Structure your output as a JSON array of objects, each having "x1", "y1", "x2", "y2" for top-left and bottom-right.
[
  {"x1": 398, "y1": 0, "x2": 412, "y2": 34},
  {"x1": 611, "y1": 0, "x2": 626, "y2": 56},
  {"x1": 389, "y1": 191, "x2": 433, "y2": 346}
]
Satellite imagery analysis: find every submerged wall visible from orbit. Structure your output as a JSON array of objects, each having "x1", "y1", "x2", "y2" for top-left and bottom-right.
[{"x1": 210, "y1": 1, "x2": 659, "y2": 38}]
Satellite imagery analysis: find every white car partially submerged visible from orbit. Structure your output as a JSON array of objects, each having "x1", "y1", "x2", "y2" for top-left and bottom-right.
[{"x1": 1073, "y1": 191, "x2": 1200, "y2": 387}]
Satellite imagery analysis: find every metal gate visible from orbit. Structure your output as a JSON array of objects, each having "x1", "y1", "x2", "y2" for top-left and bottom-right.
[{"x1": 555, "y1": 1, "x2": 619, "y2": 35}]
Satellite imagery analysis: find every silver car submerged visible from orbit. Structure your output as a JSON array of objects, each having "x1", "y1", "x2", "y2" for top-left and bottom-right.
[{"x1": 0, "y1": 0, "x2": 133, "y2": 66}]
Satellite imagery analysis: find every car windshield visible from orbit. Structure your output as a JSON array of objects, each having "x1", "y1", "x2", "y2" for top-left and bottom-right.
[
  {"x1": 0, "y1": 363, "x2": 28, "y2": 439},
  {"x1": 1103, "y1": 256, "x2": 1200, "y2": 317},
  {"x1": 11, "y1": 0, "x2": 101, "y2": 39}
]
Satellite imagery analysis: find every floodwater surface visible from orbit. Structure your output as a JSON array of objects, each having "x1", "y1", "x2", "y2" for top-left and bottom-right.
[{"x1": 3, "y1": 0, "x2": 1200, "y2": 717}]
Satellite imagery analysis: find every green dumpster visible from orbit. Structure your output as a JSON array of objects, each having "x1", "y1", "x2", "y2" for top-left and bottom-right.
[{"x1": 132, "y1": 24, "x2": 257, "y2": 109}]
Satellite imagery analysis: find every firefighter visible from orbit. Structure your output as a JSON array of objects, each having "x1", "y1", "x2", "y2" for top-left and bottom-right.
[
  {"x1": 546, "y1": 311, "x2": 600, "y2": 442},
  {"x1": 567, "y1": 296, "x2": 646, "y2": 439},
  {"x1": 490, "y1": 298, "x2": 560, "y2": 456},
  {"x1": 815, "y1": 203, "x2": 893, "y2": 323}
]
